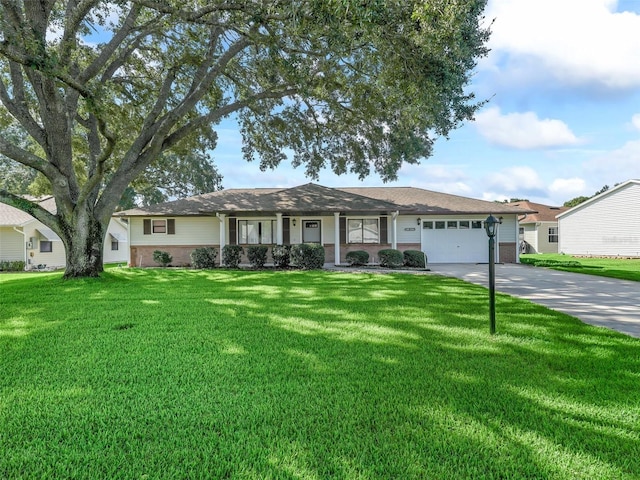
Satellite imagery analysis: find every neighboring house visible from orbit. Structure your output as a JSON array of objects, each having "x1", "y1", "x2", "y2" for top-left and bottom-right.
[
  {"x1": 509, "y1": 201, "x2": 568, "y2": 254},
  {"x1": 115, "y1": 183, "x2": 533, "y2": 267},
  {"x1": 557, "y1": 179, "x2": 640, "y2": 257},
  {"x1": 0, "y1": 197, "x2": 129, "y2": 269}
]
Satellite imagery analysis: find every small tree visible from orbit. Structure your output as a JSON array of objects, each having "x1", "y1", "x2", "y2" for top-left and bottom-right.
[{"x1": 152, "y1": 250, "x2": 172, "y2": 268}]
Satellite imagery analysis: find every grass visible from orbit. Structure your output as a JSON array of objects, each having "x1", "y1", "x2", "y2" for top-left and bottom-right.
[
  {"x1": 520, "y1": 254, "x2": 640, "y2": 282},
  {"x1": 1, "y1": 268, "x2": 639, "y2": 479}
]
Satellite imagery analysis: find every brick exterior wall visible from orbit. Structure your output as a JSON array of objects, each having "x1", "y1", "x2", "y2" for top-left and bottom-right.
[
  {"x1": 130, "y1": 245, "x2": 211, "y2": 267},
  {"x1": 499, "y1": 242, "x2": 517, "y2": 263}
]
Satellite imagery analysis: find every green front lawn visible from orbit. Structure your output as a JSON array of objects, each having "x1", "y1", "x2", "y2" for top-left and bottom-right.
[
  {"x1": 520, "y1": 254, "x2": 640, "y2": 282},
  {"x1": 1, "y1": 269, "x2": 639, "y2": 479}
]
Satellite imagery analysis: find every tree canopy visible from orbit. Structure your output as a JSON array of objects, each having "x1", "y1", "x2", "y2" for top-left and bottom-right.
[{"x1": 0, "y1": 0, "x2": 490, "y2": 277}]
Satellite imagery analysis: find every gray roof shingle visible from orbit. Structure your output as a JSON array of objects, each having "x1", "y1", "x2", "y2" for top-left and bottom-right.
[{"x1": 116, "y1": 183, "x2": 535, "y2": 217}]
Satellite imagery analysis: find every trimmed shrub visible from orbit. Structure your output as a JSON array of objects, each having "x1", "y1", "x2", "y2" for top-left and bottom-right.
[
  {"x1": 271, "y1": 245, "x2": 291, "y2": 268},
  {"x1": 378, "y1": 249, "x2": 403, "y2": 268},
  {"x1": 404, "y1": 250, "x2": 426, "y2": 268},
  {"x1": 222, "y1": 245, "x2": 244, "y2": 268},
  {"x1": 190, "y1": 247, "x2": 218, "y2": 269},
  {"x1": 152, "y1": 250, "x2": 172, "y2": 267},
  {"x1": 345, "y1": 250, "x2": 369, "y2": 266},
  {"x1": 0, "y1": 260, "x2": 25, "y2": 272},
  {"x1": 522, "y1": 257, "x2": 582, "y2": 268},
  {"x1": 290, "y1": 243, "x2": 325, "y2": 270},
  {"x1": 247, "y1": 245, "x2": 268, "y2": 269}
]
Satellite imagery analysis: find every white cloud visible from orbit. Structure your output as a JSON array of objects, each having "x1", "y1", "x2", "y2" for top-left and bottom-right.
[
  {"x1": 485, "y1": 0, "x2": 640, "y2": 89},
  {"x1": 584, "y1": 139, "x2": 640, "y2": 183},
  {"x1": 631, "y1": 114, "x2": 640, "y2": 131},
  {"x1": 474, "y1": 107, "x2": 580, "y2": 149},
  {"x1": 484, "y1": 166, "x2": 546, "y2": 194},
  {"x1": 549, "y1": 178, "x2": 587, "y2": 197}
]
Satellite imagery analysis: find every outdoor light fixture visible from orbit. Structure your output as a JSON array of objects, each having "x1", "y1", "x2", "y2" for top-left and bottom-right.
[
  {"x1": 484, "y1": 213, "x2": 502, "y2": 335},
  {"x1": 417, "y1": 218, "x2": 422, "y2": 225},
  {"x1": 292, "y1": 218, "x2": 297, "y2": 227}
]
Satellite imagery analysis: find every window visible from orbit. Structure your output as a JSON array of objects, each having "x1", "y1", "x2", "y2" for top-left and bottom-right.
[
  {"x1": 519, "y1": 227, "x2": 524, "y2": 235},
  {"x1": 111, "y1": 241, "x2": 119, "y2": 251},
  {"x1": 471, "y1": 221, "x2": 482, "y2": 229},
  {"x1": 422, "y1": 221, "x2": 433, "y2": 229},
  {"x1": 548, "y1": 227, "x2": 558, "y2": 243},
  {"x1": 435, "y1": 221, "x2": 445, "y2": 229},
  {"x1": 447, "y1": 221, "x2": 458, "y2": 229},
  {"x1": 348, "y1": 219, "x2": 379, "y2": 243},
  {"x1": 152, "y1": 219, "x2": 166, "y2": 233},
  {"x1": 459, "y1": 221, "x2": 470, "y2": 229},
  {"x1": 238, "y1": 220, "x2": 276, "y2": 244},
  {"x1": 143, "y1": 218, "x2": 175, "y2": 235},
  {"x1": 40, "y1": 241, "x2": 52, "y2": 253}
]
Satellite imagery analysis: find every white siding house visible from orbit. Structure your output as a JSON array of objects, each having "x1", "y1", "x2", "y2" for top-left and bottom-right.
[
  {"x1": 557, "y1": 180, "x2": 640, "y2": 257},
  {"x1": 118, "y1": 184, "x2": 533, "y2": 266},
  {"x1": 0, "y1": 197, "x2": 129, "y2": 269}
]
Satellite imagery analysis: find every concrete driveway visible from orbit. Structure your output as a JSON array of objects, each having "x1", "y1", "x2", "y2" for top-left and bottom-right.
[{"x1": 427, "y1": 263, "x2": 640, "y2": 338}]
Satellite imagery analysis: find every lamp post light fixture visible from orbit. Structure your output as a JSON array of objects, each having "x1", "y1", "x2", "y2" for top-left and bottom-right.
[{"x1": 484, "y1": 213, "x2": 502, "y2": 334}]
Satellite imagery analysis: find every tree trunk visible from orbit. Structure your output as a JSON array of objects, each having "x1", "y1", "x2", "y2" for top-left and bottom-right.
[{"x1": 60, "y1": 210, "x2": 106, "y2": 279}]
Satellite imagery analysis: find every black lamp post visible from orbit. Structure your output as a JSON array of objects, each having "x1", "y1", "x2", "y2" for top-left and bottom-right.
[{"x1": 484, "y1": 214, "x2": 502, "y2": 334}]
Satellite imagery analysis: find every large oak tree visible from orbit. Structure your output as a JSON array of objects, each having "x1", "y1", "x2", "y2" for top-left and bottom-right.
[{"x1": 0, "y1": 0, "x2": 490, "y2": 278}]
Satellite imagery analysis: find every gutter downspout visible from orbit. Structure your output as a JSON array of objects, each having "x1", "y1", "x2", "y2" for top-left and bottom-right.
[{"x1": 13, "y1": 226, "x2": 27, "y2": 269}]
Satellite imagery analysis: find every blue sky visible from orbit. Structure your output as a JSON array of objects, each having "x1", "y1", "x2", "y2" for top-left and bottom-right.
[{"x1": 212, "y1": 0, "x2": 640, "y2": 206}]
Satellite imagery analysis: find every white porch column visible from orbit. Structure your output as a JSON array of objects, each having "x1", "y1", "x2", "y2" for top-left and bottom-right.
[
  {"x1": 391, "y1": 211, "x2": 399, "y2": 250},
  {"x1": 334, "y1": 212, "x2": 341, "y2": 265},
  {"x1": 276, "y1": 213, "x2": 283, "y2": 245},
  {"x1": 515, "y1": 216, "x2": 520, "y2": 263},
  {"x1": 216, "y1": 213, "x2": 226, "y2": 266}
]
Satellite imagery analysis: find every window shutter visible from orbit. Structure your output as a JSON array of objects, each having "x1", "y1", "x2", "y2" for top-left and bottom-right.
[
  {"x1": 167, "y1": 219, "x2": 175, "y2": 235},
  {"x1": 380, "y1": 217, "x2": 388, "y2": 244},
  {"x1": 228, "y1": 217, "x2": 237, "y2": 245},
  {"x1": 283, "y1": 218, "x2": 290, "y2": 245},
  {"x1": 339, "y1": 217, "x2": 346, "y2": 244},
  {"x1": 143, "y1": 219, "x2": 151, "y2": 235}
]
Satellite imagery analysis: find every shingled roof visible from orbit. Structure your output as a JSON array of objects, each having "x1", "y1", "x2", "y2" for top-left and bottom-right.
[
  {"x1": 0, "y1": 197, "x2": 57, "y2": 226},
  {"x1": 508, "y1": 201, "x2": 567, "y2": 223},
  {"x1": 340, "y1": 187, "x2": 535, "y2": 215},
  {"x1": 116, "y1": 183, "x2": 535, "y2": 217}
]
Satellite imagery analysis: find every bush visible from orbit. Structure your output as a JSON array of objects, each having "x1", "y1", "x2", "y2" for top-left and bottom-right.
[
  {"x1": 152, "y1": 250, "x2": 172, "y2": 267},
  {"x1": 0, "y1": 260, "x2": 25, "y2": 272},
  {"x1": 247, "y1": 245, "x2": 268, "y2": 269},
  {"x1": 378, "y1": 249, "x2": 403, "y2": 268},
  {"x1": 345, "y1": 250, "x2": 369, "y2": 266},
  {"x1": 271, "y1": 245, "x2": 291, "y2": 268},
  {"x1": 222, "y1": 245, "x2": 244, "y2": 268},
  {"x1": 403, "y1": 250, "x2": 426, "y2": 268},
  {"x1": 290, "y1": 243, "x2": 325, "y2": 270},
  {"x1": 521, "y1": 257, "x2": 582, "y2": 268},
  {"x1": 190, "y1": 247, "x2": 218, "y2": 269}
]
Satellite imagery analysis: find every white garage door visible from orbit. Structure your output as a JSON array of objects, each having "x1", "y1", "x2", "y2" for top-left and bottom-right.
[{"x1": 421, "y1": 220, "x2": 488, "y2": 263}]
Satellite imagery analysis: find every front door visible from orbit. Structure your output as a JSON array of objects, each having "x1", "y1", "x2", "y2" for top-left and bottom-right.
[{"x1": 302, "y1": 220, "x2": 321, "y2": 243}]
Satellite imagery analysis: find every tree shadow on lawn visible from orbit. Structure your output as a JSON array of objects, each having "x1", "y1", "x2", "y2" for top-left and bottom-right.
[{"x1": 1, "y1": 269, "x2": 639, "y2": 478}]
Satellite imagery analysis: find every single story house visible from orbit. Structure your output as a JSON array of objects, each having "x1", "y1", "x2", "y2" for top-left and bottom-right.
[
  {"x1": 115, "y1": 183, "x2": 533, "y2": 267},
  {"x1": 0, "y1": 196, "x2": 129, "y2": 269},
  {"x1": 509, "y1": 201, "x2": 568, "y2": 254},
  {"x1": 557, "y1": 179, "x2": 640, "y2": 257}
]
